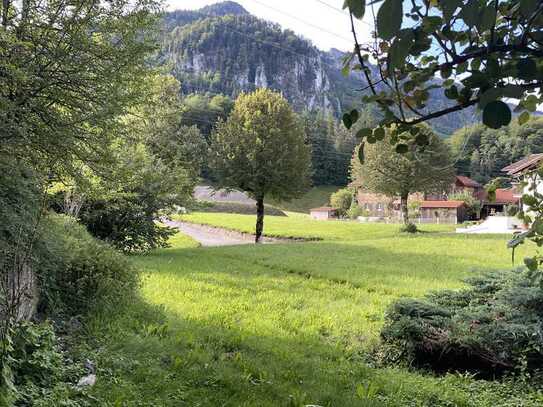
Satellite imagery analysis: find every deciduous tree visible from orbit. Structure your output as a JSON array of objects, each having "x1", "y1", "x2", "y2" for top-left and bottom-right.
[
  {"x1": 351, "y1": 125, "x2": 454, "y2": 224},
  {"x1": 209, "y1": 89, "x2": 311, "y2": 242}
]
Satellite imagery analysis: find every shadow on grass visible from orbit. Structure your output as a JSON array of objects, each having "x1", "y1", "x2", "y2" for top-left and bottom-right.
[
  {"x1": 86, "y1": 295, "x2": 473, "y2": 407},
  {"x1": 137, "y1": 240, "x2": 506, "y2": 297},
  {"x1": 83, "y1": 237, "x2": 534, "y2": 407}
]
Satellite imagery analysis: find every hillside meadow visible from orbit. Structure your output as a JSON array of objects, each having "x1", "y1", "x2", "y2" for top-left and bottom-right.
[{"x1": 78, "y1": 214, "x2": 543, "y2": 406}]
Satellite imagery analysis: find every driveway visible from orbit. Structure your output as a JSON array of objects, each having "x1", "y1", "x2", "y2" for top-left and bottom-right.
[{"x1": 163, "y1": 219, "x2": 279, "y2": 246}]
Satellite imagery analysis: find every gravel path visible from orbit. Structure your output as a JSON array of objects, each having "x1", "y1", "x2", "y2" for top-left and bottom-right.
[{"x1": 163, "y1": 219, "x2": 281, "y2": 247}]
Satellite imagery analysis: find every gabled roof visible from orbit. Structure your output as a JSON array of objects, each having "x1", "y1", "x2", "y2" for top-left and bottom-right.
[
  {"x1": 455, "y1": 175, "x2": 481, "y2": 188},
  {"x1": 502, "y1": 154, "x2": 543, "y2": 176},
  {"x1": 420, "y1": 200, "x2": 465, "y2": 209}
]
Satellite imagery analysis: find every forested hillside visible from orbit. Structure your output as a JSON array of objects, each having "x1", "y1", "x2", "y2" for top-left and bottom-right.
[
  {"x1": 158, "y1": 1, "x2": 477, "y2": 136},
  {"x1": 451, "y1": 118, "x2": 543, "y2": 184}
]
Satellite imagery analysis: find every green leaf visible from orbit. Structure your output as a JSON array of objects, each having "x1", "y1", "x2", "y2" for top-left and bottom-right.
[
  {"x1": 502, "y1": 85, "x2": 524, "y2": 99},
  {"x1": 343, "y1": 0, "x2": 366, "y2": 19},
  {"x1": 440, "y1": 0, "x2": 461, "y2": 22},
  {"x1": 342, "y1": 113, "x2": 353, "y2": 129},
  {"x1": 440, "y1": 66, "x2": 452, "y2": 79},
  {"x1": 478, "y1": 87, "x2": 502, "y2": 109},
  {"x1": 459, "y1": 0, "x2": 480, "y2": 27},
  {"x1": 356, "y1": 128, "x2": 372, "y2": 139},
  {"x1": 341, "y1": 52, "x2": 354, "y2": 77},
  {"x1": 388, "y1": 29, "x2": 415, "y2": 71},
  {"x1": 442, "y1": 79, "x2": 454, "y2": 88},
  {"x1": 377, "y1": 0, "x2": 403, "y2": 40},
  {"x1": 444, "y1": 85, "x2": 458, "y2": 100},
  {"x1": 477, "y1": 6, "x2": 496, "y2": 32},
  {"x1": 517, "y1": 58, "x2": 537, "y2": 80},
  {"x1": 350, "y1": 109, "x2": 359, "y2": 125},
  {"x1": 524, "y1": 256, "x2": 538, "y2": 271},
  {"x1": 395, "y1": 143, "x2": 408, "y2": 154},
  {"x1": 519, "y1": 111, "x2": 530, "y2": 125},
  {"x1": 520, "y1": 0, "x2": 538, "y2": 18},
  {"x1": 403, "y1": 80, "x2": 416, "y2": 93},
  {"x1": 422, "y1": 16, "x2": 442, "y2": 32},
  {"x1": 373, "y1": 127, "x2": 385, "y2": 141},
  {"x1": 482, "y1": 101, "x2": 512, "y2": 129}
]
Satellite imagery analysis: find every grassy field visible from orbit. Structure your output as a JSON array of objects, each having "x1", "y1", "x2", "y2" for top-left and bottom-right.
[
  {"x1": 83, "y1": 214, "x2": 542, "y2": 406},
  {"x1": 267, "y1": 185, "x2": 339, "y2": 213}
]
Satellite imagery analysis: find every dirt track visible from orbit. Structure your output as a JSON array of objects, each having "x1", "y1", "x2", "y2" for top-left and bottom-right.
[{"x1": 163, "y1": 219, "x2": 284, "y2": 246}]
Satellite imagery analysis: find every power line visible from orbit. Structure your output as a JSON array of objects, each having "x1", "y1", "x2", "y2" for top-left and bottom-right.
[
  {"x1": 250, "y1": 0, "x2": 354, "y2": 43},
  {"x1": 312, "y1": 0, "x2": 374, "y2": 29}
]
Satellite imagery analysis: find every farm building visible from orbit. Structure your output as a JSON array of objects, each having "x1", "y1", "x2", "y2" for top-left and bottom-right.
[
  {"x1": 310, "y1": 207, "x2": 338, "y2": 220},
  {"x1": 418, "y1": 200, "x2": 467, "y2": 224},
  {"x1": 352, "y1": 175, "x2": 482, "y2": 223}
]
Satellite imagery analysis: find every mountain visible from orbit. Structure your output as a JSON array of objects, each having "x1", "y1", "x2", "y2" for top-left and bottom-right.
[{"x1": 159, "y1": 2, "x2": 477, "y2": 136}]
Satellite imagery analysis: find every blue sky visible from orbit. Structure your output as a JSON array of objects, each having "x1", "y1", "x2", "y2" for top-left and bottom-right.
[{"x1": 165, "y1": 0, "x2": 375, "y2": 51}]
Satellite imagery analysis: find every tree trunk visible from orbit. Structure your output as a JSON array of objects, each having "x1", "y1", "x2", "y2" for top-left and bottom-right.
[
  {"x1": 255, "y1": 196, "x2": 264, "y2": 243},
  {"x1": 401, "y1": 193, "x2": 409, "y2": 225},
  {"x1": 2, "y1": 0, "x2": 10, "y2": 28}
]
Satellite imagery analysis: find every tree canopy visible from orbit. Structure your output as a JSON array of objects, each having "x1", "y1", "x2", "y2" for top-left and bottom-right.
[
  {"x1": 1, "y1": 0, "x2": 161, "y2": 179},
  {"x1": 209, "y1": 89, "x2": 311, "y2": 242},
  {"x1": 342, "y1": 0, "x2": 543, "y2": 149},
  {"x1": 451, "y1": 117, "x2": 543, "y2": 184},
  {"x1": 351, "y1": 125, "x2": 454, "y2": 224}
]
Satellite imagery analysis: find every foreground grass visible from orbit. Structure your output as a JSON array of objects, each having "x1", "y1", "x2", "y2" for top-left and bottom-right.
[{"x1": 83, "y1": 214, "x2": 542, "y2": 406}]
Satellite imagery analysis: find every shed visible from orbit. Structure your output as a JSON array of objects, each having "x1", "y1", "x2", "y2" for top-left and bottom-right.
[
  {"x1": 310, "y1": 206, "x2": 338, "y2": 220},
  {"x1": 419, "y1": 200, "x2": 467, "y2": 224}
]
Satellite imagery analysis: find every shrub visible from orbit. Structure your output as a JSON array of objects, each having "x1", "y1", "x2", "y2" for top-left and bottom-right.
[
  {"x1": 400, "y1": 222, "x2": 418, "y2": 233},
  {"x1": 449, "y1": 191, "x2": 481, "y2": 219},
  {"x1": 505, "y1": 204, "x2": 519, "y2": 217},
  {"x1": 346, "y1": 202, "x2": 365, "y2": 220},
  {"x1": 77, "y1": 194, "x2": 176, "y2": 253},
  {"x1": 380, "y1": 268, "x2": 543, "y2": 376},
  {"x1": 330, "y1": 188, "x2": 354, "y2": 216},
  {"x1": 11, "y1": 321, "x2": 63, "y2": 389},
  {"x1": 37, "y1": 214, "x2": 139, "y2": 317}
]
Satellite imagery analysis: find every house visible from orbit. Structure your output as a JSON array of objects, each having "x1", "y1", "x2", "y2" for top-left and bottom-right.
[
  {"x1": 502, "y1": 153, "x2": 543, "y2": 212},
  {"x1": 452, "y1": 175, "x2": 486, "y2": 199},
  {"x1": 481, "y1": 188, "x2": 520, "y2": 216},
  {"x1": 352, "y1": 175, "x2": 481, "y2": 223},
  {"x1": 310, "y1": 207, "x2": 338, "y2": 220},
  {"x1": 418, "y1": 201, "x2": 467, "y2": 224}
]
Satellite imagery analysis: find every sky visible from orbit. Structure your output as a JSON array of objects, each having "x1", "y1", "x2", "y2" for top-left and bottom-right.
[{"x1": 165, "y1": 0, "x2": 376, "y2": 51}]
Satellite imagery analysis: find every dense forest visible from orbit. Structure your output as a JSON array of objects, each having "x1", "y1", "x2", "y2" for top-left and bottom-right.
[{"x1": 451, "y1": 118, "x2": 543, "y2": 184}]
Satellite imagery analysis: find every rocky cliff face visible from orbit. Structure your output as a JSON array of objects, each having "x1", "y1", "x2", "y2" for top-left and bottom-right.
[{"x1": 160, "y1": 2, "x2": 476, "y2": 136}]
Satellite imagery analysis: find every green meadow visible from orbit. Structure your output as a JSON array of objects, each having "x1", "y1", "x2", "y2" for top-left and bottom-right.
[{"x1": 84, "y1": 214, "x2": 542, "y2": 406}]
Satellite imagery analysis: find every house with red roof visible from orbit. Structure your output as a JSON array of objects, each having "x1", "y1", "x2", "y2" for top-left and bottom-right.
[{"x1": 352, "y1": 175, "x2": 483, "y2": 224}]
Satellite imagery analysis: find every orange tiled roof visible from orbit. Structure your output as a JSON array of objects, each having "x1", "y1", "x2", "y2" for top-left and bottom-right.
[{"x1": 493, "y1": 188, "x2": 519, "y2": 204}]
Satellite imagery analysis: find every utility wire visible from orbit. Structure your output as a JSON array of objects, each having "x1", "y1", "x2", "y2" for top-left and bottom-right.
[{"x1": 250, "y1": 0, "x2": 354, "y2": 43}]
